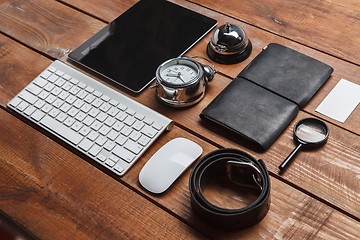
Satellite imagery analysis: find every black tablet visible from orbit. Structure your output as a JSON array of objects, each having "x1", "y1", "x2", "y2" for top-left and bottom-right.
[{"x1": 69, "y1": 0, "x2": 217, "y2": 93}]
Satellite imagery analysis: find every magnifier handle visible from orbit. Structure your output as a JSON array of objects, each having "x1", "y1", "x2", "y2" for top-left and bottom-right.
[{"x1": 279, "y1": 143, "x2": 303, "y2": 173}]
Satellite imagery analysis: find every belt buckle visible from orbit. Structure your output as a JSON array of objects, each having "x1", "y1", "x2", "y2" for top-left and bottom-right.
[{"x1": 226, "y1": 160, "x2": 263, "y2": 191}]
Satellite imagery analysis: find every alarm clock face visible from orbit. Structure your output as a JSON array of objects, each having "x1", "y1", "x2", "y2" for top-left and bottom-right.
[{"x1": 157, "y1": 58, "x2": 201, "y2": 87}]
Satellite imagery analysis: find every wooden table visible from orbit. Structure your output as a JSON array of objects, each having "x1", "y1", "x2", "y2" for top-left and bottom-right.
[{"x1": 0, "y1": 0, "x2": 359, "y2": 239}]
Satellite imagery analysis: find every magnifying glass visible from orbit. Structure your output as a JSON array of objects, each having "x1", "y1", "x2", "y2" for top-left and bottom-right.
[{"x1": 278, "y1": 118, "x2": 329, "y2": 174}]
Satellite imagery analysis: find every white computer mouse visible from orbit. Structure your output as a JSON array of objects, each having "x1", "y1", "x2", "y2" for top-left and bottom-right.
[{"x1": 139, "y1": 137, "x2": 203, "y2": 194}]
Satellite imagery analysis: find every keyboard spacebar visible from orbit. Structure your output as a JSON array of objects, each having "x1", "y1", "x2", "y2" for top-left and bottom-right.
[{"x1": 40, "y1": 116, "x2": 83, "y2": 145}]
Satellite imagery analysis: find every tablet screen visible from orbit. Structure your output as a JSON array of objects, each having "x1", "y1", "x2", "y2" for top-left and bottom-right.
[{"x1": 69, "y1": 0, "x2": 217, "y2": 93}]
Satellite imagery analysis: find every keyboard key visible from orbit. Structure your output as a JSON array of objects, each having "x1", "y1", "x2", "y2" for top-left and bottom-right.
[
  {"x1": 129, "y1": 131, "x2": 141, "y2": 142},
  {"x1": 78, "y1": 82, "x2": 87, "y2": 89},
  {"x1": 113, "y1": 121, "x2": 124, "y2": 132},
  {"x1": 17, "y1": 101, "x2": 29, "y2": 111},
  {"x1": 99, "y1": 125, "x2": 111, "y2": 136},
  {"x1": 97, "y1": 154, "x2": 106, "y2": 162},
  {"x1": 108, "y1": 129, "x2": 119, "y2": 141},
  {"x1": 26, "y1": 83, "x2": 42, "y2": 95},
  {"x1": 83, "y1": 116, "x2": 95, "y2": 126},
  {"x1": 33, "y1": 77, "x2": 47, "y2": 87},
  {"x1": 70, "y1": 78, "x2": 79, "y2": 85},
  {"x1": 88, "y1": 144, "x2": 101, "y2": 156},
  {"x1": 113, "y1": 146, "x2": 135, "y2": 163},
  {"x1": 62, "y1": 74, "x2": 71, "y2": 80},
  {"x1": 44, "y1": 82, "x2": 55, "y2": 92},
  {"x1": 152, "y1": 122, "x2": 164, "y2": 131},
  {"x1": 124, "y1": 116, "x2": 136, "y2": 126},
  {"x1": 109, "y1": 155, "x2": 119, "y2": 163},
  {"x1": 114, "y1": 164, "x2": 124, "y2": 174},
  {"x1": 79, "y1": 138, "x2": 93, "y2": 151},
  {"x1": 40, "y1": 70, "x2": 51, "y2": 79},
  {"x1": 120, "y1": 126, "x2": 132, "y2": 136},
  {"x1": 101, "y1": 95, "x2": 110, "y2": 102},
  {"x1": 141, "y1": 125, "x2": 157, "y2": 138},
  {"x1": 64, "y1": 117, "x2": 75, "y2": 127},
  {"x1": 40, "y1": 115, "x2": 82, "y2": 145},
  {"x1": 138, "y1": 135, "x2": 150, "y2": 147},
  {"x1": 79, "y1": 126, "x2": 91, "y2": 136},
  {"x1": 9, "y1": 97, "x2": 22, "y2": 108},
  {"x1": 104, "y1": 140, "x2": 115, "y2": 151},
  {"x1": 133, "y1": 120, "x2": 145, "y2": 131},
  {"x1": 91, "y1": 120, "x2": 102, "y2": 131},
  {"x1": 62, "y1": 82, "x2": 73, "y2": 91},
  {"x1": 126, "y1": 108, "x2": 136, "y2": 116},
  {"x1": 41, "y1": 103, "x2": 53, "y2": 113},
  {"x1": 87, "y1": 130, "x2": 99, "y2": 141},
  {"x1": 95, "y1": 135, "x2": 107, "y2": 146},
  {"x1": 24, "y1": 105, "x2": 36, "y2": 116},
  {"x1": 48, "y1": 74, "x2": 59, "y2": 83},
  {"x1": 115, "y1": 135, "x2": 127, "y2": 145},
  {"x1": 124, "y1": 140, "x2": 143, "y2": 155},
  {"x1": 118, "y1": 103, "x2": 127, "y2": 111},
  {"x1": 31, "y1": 109, "x2": 45, "y2": 121},
  {"x1": 55, "y1": 70, "x2": 64, "y2": 76},
  {"x1": 105, "y1": 159, "x2": 116, "y2": 167},
  {"x1": 85, "y1": 86, "x2": 94, "y2": 93},
  {"x1": 34, "y1": 99, "x2": 45, "y2": 109},
  {"x1": 71, "y1": 121, "x2": 83, "y2": 131},
  {"x1": 19, "y1": 90, "x2": 37, "y2": 104},
  {"x1": 144, "y1": 117, "x2": 153, "y2": 125},
  {"x1": 109, "y1": 99, "x2": 118, "y2": 106},
  {"x1": 56, "y1": 112, "x2": 67, "y2": 122}
]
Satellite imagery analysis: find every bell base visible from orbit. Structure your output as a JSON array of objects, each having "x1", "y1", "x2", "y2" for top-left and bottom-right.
[{"x1": 206, "y1": 40, "x2": 252, "y2": 65}]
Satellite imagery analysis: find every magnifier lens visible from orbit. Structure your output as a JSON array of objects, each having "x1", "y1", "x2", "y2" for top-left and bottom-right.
[
  {"x1": 295, "y1": 122, "x2": 327, "y2": 143},
  {"x1": 279, "y1": 118, "x2": 329, "y2": 174}
]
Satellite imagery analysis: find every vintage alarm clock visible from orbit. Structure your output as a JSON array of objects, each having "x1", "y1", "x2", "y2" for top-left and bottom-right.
[{"x1": 152, "y1": 56, "x2": 215, "y2": 107}]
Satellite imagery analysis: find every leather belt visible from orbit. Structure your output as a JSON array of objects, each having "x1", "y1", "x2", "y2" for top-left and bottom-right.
[{"x1": 189, "y1": 148, "x2": 271, "y2": 229}]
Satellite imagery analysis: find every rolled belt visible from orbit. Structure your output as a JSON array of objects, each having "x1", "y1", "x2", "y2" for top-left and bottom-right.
[{"x1": 189, "y1": 148, "x2": 271, "y2": 229}]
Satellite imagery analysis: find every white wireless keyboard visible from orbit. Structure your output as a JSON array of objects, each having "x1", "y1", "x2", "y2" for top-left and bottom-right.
[{"x1": 8, "y1": 60, "x2": 173, "y2": 176}]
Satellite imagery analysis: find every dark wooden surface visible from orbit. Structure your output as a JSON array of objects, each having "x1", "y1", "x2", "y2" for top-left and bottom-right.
[{"x1": 0, "y1": 0, "x2": 359, "y2": 239}]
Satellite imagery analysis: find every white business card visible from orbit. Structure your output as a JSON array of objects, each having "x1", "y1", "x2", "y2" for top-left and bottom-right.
[{"x1": 316, "y1": 79, "x2": 360, "y2": 123}]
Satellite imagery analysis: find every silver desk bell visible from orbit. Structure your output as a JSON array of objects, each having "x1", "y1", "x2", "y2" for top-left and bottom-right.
[{"x1": 207, "y1": 22, "x2": 252, "y2": 64}]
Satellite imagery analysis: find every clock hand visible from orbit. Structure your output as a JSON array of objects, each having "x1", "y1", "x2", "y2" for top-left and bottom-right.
[
  {"x1": 166, "y1": 73, "x2": 186, "y2": 83},
  {"x1": 177, "y1": 72, "x2": 185, "y2": 83},
  {"x1": 166, "y1": 73, "x2": 179, "y2": 77}
]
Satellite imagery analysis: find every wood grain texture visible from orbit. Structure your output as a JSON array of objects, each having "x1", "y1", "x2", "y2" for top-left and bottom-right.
[
  {"x1": 0, "y1": 28, "x2": 358, "y2": 228},
  {"x1": 0, "y1": 0, "x2": 104, "y2": 59},
  {"x1": 189, "y1": 0, "x2": 360, "y2": 66},
  {"x1": 0, "y1": 109, "x2": 206, "y2": 240},
  {"x1": 58, "y1": 0, "x2": 138, "y2": 22},
  {"x1": 58, "y1": 0, "x2": 360, "y2": 135},
  {"x1": 0, "y1": 0, "x2": 359, "y2": 238},
  {"x1": 1, "y1": 0, "x2": 359, "y2": 134},
  {"x1": 0, "y1": 109, "x2": 359, "y2": 239},
  {"x1": 0, "y1": 35, "x2": 52, "y2": 106},
  {"x1": 123, "y1": 69, "x2": 360, "y2": 221}
]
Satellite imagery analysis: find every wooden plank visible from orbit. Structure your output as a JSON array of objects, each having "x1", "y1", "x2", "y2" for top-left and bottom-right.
[
  {"x1": 58, "y1": 0, "x2": 138, "y2": 22},
  {"x1": 0, "y1": 28, "x2": 359, "y2": 225},
  {"x1": 1, "y1": 0, "x2": 359, "y2": 233},
  {"x1": 0, "y1": 36, "x2": 52, "y2": 107},
  {"x1": 124, "y1": 69, "x2": 360, "y2": 221},
  {"x1": 60, "y1": 0, "x2": 360, "y2": 135},
  {"x1": 0, "y1": 109, "x2": 206, "y2": 240},
  {"x1": 0, "y1": 0, "x2": 104, "y2": 59},
  {"x1": 0, "y1": 109, "x2": 359, "y2": 239},
  {"x1": 1, "y1": 0, "x2": 359, "y2": 135},
  {"x1": 174, "y1": 0, "x2": 360, "y2": 136},
  {"x1": 188, "y1": 0, "x2": 360, "y2": 66}
]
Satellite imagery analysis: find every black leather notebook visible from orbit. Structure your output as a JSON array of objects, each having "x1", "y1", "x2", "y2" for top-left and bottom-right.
[{"x1": 200, "y1": 43, "x2": 333, "y2": 150}]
